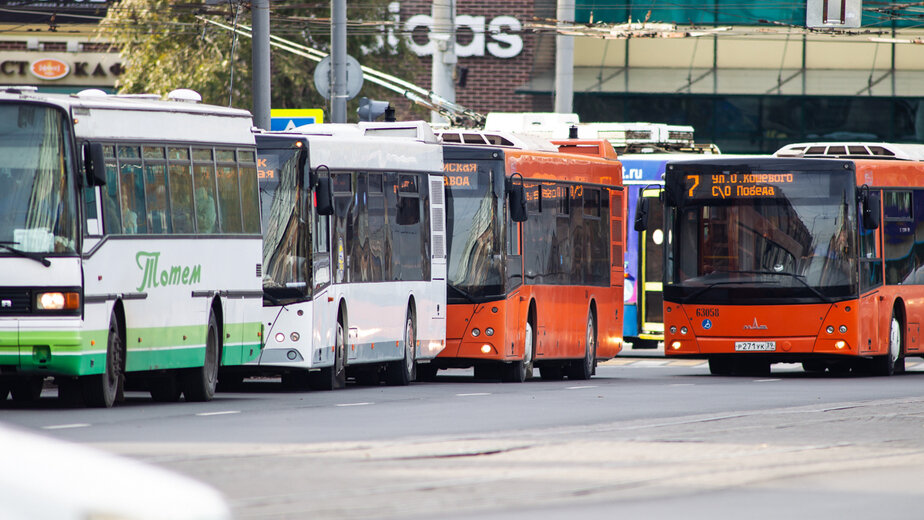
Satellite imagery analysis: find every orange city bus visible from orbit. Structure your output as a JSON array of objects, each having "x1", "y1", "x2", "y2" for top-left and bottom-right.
[
  {"x1": 421, "y1": 132, "x2": 624, "y2": 382},
  {"x1": 652, "y1": 153, "x2": 924, "y2": 376}
]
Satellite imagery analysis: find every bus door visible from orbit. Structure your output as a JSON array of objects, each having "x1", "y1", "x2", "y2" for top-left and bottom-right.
[
  {"x1": 312, "y1": 196, "x2": 335, "y2": 364},
  {"x1": 610, "y1": 187, "x2": 625, "y2": 300},
  {"x1": 505, "y1": 178, "x2": 524, "y2": 357},
  {"x1": 858, "y1": 188, "x2": 883, "y2": 355},
  {"x1": 638, "y1": 187, "x2": 664, "y2": 346}
]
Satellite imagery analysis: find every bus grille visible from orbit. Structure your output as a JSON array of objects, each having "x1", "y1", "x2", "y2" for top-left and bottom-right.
[{"x1": 0, "y1": 289, "x2": 31, "y2": 314}]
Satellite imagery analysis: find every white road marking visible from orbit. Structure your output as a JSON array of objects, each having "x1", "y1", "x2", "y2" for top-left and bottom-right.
[
  {"x1": 755, "y1": 379, "x2": 782, "y2": 383},
  {"x1": 335, "y1": 402, "x2": 374, "y2": 407},
  {"x1": 566, "y1": 386, "x2": 597, "y2": 390},
  {"x1": 669, "y1": 383, "x2": 695, "y2": 387},
  {"x1": 196, "y1": 410, "x2": 241, "y2": 416},
  {"x1": 456, "y1": 393, "x2": 491, "y2": 397},
  {"x1": 42, "y1": 423, "x2": 90, "y2": 430}
]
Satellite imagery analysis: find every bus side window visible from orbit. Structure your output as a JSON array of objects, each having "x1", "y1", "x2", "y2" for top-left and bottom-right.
[
  {"x1": 238, "y1": 150, "x2": 261, "y2": 234},
  {"x1": 216, "y1": 149, "x2": 243, "y2": 233},
  {"x1": 168, "y1": 147, "x2": 195, "y2": 234},
  {"x1": 118, "y1": 145, "x2": 146, "y2": 235},
  {"x1": 142, "y1": 146, "x2": 169, "y2": 234},
  {"x1": 192, "y1": 148, "x2": 219, "y2": 233}
]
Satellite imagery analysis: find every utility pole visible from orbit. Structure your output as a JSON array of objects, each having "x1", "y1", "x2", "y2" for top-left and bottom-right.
[
  {"x1": 554, "y1": 0, "x2": 574, "y2": 114},
  {"x1": 331, "y1": 0, "x2": 347, "y2": 123},
  {"x1": 251, "y1": 0, "x2": 271, "y2": 129},
  {"x1": 430, "y1": 0, "x2": 456, "y2": 125}
]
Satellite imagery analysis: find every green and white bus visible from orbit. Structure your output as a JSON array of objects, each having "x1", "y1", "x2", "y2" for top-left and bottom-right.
[{"x1": 0, "y1": 87, "x2": 263, "y2": 407}]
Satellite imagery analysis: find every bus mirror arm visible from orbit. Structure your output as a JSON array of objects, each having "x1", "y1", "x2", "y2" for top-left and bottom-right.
[{"x1": 84, "y1": 143, "x2": 106, "y2": 187}]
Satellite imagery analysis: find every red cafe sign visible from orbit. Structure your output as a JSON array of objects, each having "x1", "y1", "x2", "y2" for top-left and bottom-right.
[{"x1": 31, "y1": 58, "x2": 70, "y2": 80}]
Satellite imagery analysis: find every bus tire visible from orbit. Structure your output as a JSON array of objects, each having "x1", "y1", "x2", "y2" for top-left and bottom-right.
[
  {"x1": 872, "y1": 311, "x2": 904, "y2": 376},
  {"x1": 417, "y1": 364, "x2": 439, "y2": 381},
  {"x1": 568, "y1": 311, "x2": 597, "y2": 380},
  {"x1": 82, "y1": 310, "x2": 124, "y2": 408},
  {"x1": 183, "y1": 312, "x2": 220, "y2": 402},
  {"x1": 10, "y1": 377, "x2": 44, "y2": 402},
  {"x1": 708, "y1": 357, "x2": 734, "y2": 375},
  {"x1": 150, "y1": 375, "x2": 182, "y2": 402},
  {"x1": 386, "y1": 312, "x2": 417, "y2": 386},
  {"x1": 539, "y1": 365, "x2": 564, "y2": 380},
  {"x1": 311, "y1": 319, "x2": 347, "y2": 390},
  {"x1": 502, "y1": 315, "x2": 536, "y2": 383}
]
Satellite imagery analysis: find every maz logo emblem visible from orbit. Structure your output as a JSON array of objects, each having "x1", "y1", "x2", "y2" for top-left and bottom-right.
[{"x1": 743, "y1": 318, "x2": 768, "y2": 330}]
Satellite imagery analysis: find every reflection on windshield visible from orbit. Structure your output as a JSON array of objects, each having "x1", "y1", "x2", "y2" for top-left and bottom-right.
[
  {"x1": 670, "y1": 189, "x2": 857, "y2": 299},
  {"x1": 259, "y1": 147, "x2": 309, "y2": 299},
  {"x1": 0, "y1": 104, "x2": 77, "y2": 255},
  {"x1": 446, "y1": 163, "x2": 503, "y2": 299}
]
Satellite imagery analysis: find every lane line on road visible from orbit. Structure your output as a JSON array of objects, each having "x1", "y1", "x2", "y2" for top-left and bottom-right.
[
  {"x1": 755, "y1": 379, "x2": 782, "y2": 383},
  {"x1": 566, "y1": 386, "x2": 597, "y2": 390},
  {"x1": 669, "y1": 383, "x2": 695, "y2": 387},
  {"x1": 456, "y1": 393, "x2": 491, "y2": 397},
  {"x1": 42, "y1": 423, "x2": 90, "y2": 430},
  {"x1": 196, "y1": 411, "x2": 241, "y2": 416},
  {"x1": 335, "y1": 402, "x2": 374, "y2": 407}
]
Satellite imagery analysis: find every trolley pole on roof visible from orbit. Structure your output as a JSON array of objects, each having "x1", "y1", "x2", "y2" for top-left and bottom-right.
[
  {"x1": 251, "y1": 0, "x2": 271, "y2": 129},
  {"x1": 331, "y1": 0, "x2": 348, "y2": 123},
  {"x1": 554, "y1": 0, "x2": 574, "y2": 114},
  {"x1": 430, "y1": 0, "x2": 456, "y2": 125}
]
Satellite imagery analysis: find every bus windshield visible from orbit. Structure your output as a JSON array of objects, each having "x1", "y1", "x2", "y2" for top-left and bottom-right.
[
  {"x1": 445, "y1": 159, "x2": 504, "y2": 302},
  {"x1": 0, "y1": 103, "x2": 78, "y2": 255},
  {"x1": 259, "y1": 145, "x2": 310, "y2": 302},
  {"x1": 666, "y1": 167, "x2": 858, "y2": 303}
]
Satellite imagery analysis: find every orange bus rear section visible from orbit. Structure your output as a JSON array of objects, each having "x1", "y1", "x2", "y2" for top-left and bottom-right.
[
  {"x1": 433, "y1": 139, "x2": 624, "y2": 379},
  {"x1": 662, "y1": 155, "x2": 924, "y2": 374}
]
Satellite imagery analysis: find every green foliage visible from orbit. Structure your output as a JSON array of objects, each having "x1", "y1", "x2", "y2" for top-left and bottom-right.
[{"x1": 99, "y1": 0, "x2": 427, "y2": 121}]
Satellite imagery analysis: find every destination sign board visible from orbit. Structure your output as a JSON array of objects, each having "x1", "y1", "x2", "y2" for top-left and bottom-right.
[{"x1": 684, "y1": 172, "x2": 795, "y2": 200}]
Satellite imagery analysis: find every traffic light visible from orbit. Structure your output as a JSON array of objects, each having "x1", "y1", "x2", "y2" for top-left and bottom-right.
[{"x1": 357, "y1": 97, "x2": 391, "y2": 122}]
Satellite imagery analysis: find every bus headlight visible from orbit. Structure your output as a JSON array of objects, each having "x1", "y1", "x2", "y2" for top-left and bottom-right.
[{"x1": 36, "y1": 291, "x2": 80, "y2": 310}]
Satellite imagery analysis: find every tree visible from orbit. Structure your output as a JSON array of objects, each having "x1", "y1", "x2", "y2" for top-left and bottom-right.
[{"x1": 99, "y1": 0, "x2": 427, "y2": 121}]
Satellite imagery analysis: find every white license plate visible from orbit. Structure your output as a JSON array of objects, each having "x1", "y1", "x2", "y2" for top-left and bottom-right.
[{"x1": 734, "y1": 341, "x2": 776, "y2": 352}]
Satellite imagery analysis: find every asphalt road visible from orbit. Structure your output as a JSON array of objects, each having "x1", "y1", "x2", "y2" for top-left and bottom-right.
[{"x1": 5, "y1": 359, "x2": 924, "y2": 520}]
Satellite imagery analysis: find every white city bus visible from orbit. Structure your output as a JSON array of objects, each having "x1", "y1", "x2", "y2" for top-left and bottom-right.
[
  {"x1": 240, "y1": 122, "x2": 446, "y2": 389},
  {"x1": 0, "y1": 87, "x2": 263, "y2": 407}
]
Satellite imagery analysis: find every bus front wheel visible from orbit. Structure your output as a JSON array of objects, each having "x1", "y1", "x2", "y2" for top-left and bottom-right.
[
  {"x1": 183, "y1": 312, "x2": 220, "y2": 402},
  {"x1": 82, "y1": 310, "x2": 124, "y2": 408},
  {"x1": 386, "y1": 312, "x2": 417, "y2": 386},
  {"x1": 568, "y1": 311, "x2": 596, "y2": 380},
  {"x1": 311, "y1": 319, "x2": 347, "y2": 390},
  {"x1": 871, "y1": 312, "x2": 905, "y2": 376},
  {"x1": 503, "y1": 315, "x2": 535, "y2": 383}
]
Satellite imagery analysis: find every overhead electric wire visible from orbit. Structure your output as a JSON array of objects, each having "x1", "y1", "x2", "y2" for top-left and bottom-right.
[{"x1": 198, "y1": 16, "x2": 486, "y2": 126}]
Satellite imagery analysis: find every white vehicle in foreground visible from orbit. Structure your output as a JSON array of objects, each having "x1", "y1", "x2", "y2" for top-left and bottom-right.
[{"x1": 0, "y1": 423, "x2": 230, "y2": 520}]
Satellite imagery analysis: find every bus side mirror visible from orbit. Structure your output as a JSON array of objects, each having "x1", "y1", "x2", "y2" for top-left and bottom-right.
[
  {"x1": 507, "y1": 182, "x2": 527, "y2": 223},
  {"x1": 315, "y1": 176, "x2": 334, "y2": 216},
  {"x1": 863, "y1": 192, "x2": 880, "y2": 230},
  {"x1": 84, "y1": 143, "x2": 106, "y2": 187},
  {"x1": 634, "y1": 197, "x2": 650, "y2": 232}
]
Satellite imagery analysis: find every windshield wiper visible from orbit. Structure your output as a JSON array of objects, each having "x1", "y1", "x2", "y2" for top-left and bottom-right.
[
  {"x1": 681, "y1": 270, "x2": 831, "y2": 303},
  {"x1": 0, "y1": 241, "x2": 51, "y2": 267},
  {"x1": 447, "y1": 284, "x2": 477, "y2": 305},
  {"x1": 733, "y1": 270, "x2": 832, "y2": 302}
]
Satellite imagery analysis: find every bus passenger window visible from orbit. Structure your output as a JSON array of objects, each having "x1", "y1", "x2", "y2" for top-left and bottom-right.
[
  {"x1": 216, "y1": 163, "x2": 243, "y2": 233},
  {"x1": 168, "y1": 155, "x2": 195, "y2": 234},
  {"x1": 144, "y1": 163, "x2": 169, "y2": 234},
  {"x1": 238, "y1": 150, "x2": 261, "y2": 233},
  {"x1": 119, "y1": 147, "x2": 146, "y2": 235},
  {"x1": 193, "y1": 148, "x2": 218, "y2": 233},
  {"x1": 101, "y1": 146, "x2": 121, "y2": 234}
]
